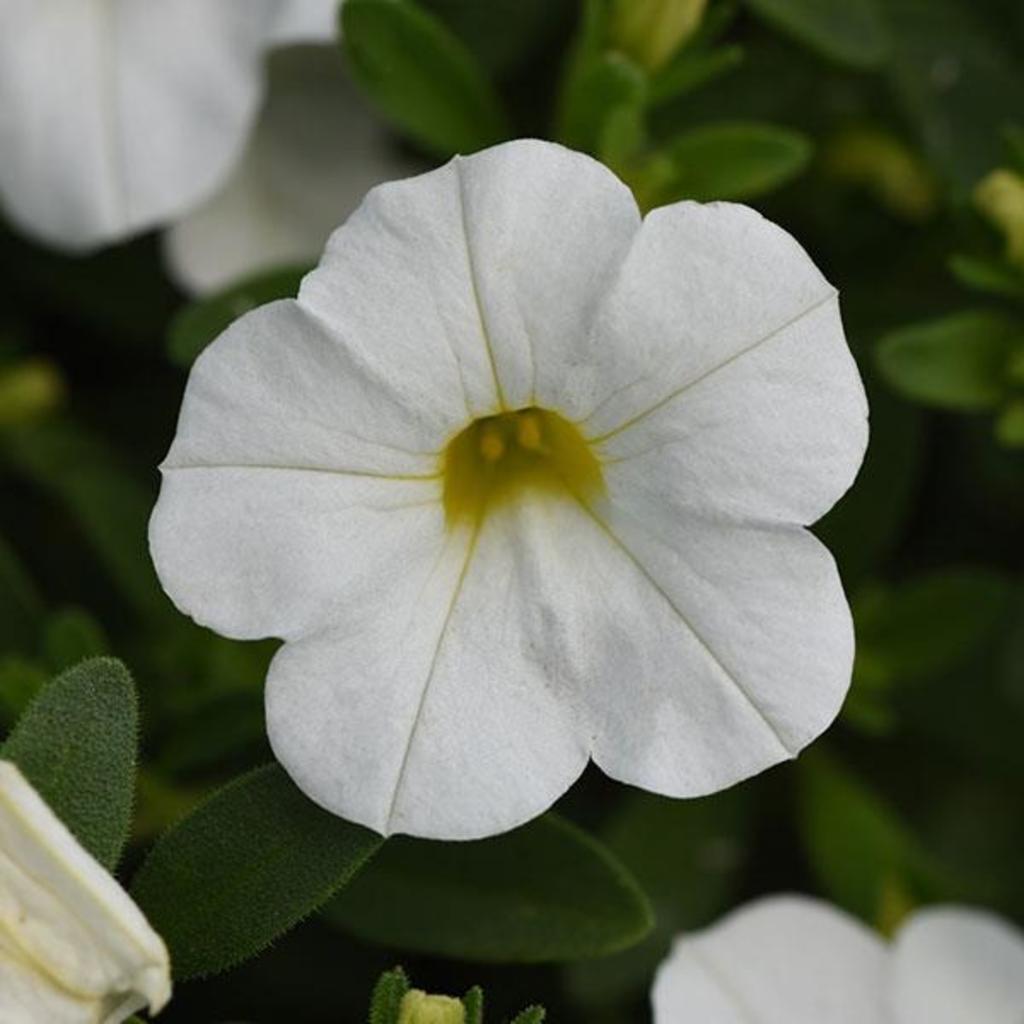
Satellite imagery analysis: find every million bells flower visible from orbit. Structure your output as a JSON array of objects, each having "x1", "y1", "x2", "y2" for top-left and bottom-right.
[
  {"x1": 652, "y1": 895, "x2": 1024, "y2": 1023},
  {"x1": 0, "y1": 761, "x2": 171, "y2": 1024},
  {"x1": 150, "y1": 139, "x2": 868, "y2": 840}
]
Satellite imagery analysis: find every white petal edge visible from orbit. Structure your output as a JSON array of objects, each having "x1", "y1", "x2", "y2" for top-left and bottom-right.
[
  {"x1": 889, "y1": 906, "x2": 1024, "y2": 1024},
  {"x1": 0, "y1": 761, "x2": 170, "y2": 1022},
  {"x1": 652, "y1": 895, "x2": 888, "y2": 1024},
  {"x1": 271, "y1": 0, "x2": 341, "y2": 45},
  {"x1": 0, "y1": 0, "x2": 282, "y2": 250}
]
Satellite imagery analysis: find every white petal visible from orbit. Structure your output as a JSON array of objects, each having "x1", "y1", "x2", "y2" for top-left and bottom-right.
[
  {"x1": 0, "y1": 0, "x2": 281, "y2": 250},
  {"x1": 165, "y1": 47, "x2": 412, "y2": 294},
  {"x1": 298, "y1": 139, "x2": 640, "y2": 418},
  {"x1": 150, "y1": 299, "x2": 454, "y2": 641},
  {"x1": 271, "y1": 0, "x2": 340, "y2": 45},
  {"x1": 266, "y1": 501, "x2": 589, "y2": 839},
  {"x1": 580, "y1": 483, "x2": 853, "y2": 793},
  {"x1": 889, "y1": 907, "x2": 1024, "y2": 1024},
  {"x1": 652, "y1": 896, "x2": 887, "y2": 1024},
  {"x1": 0, "y1": 762, "x2": 170, "y2": 1023},
  {"x1": 573, "y1": 202, "x2": 867, "y2": 524}
]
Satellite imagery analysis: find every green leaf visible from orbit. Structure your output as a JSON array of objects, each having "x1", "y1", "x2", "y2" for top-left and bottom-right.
[
  {"x1": 461, "y1": 986, "x2": 484, "y2": 1024},
  {"x1": 742, "y1": 0, "x2": 888, "y2": 68},
  {"x1": 509, "y1": 1008, "x2": 545, "y2": 1024},
  {"x1": 1, "y1": 657, "x2": 137, "y2": 870},
  {"x1": 566, "y1": 789, "x2": 751, "y2": 1007},
  {"x1": 167, "y1": 266, "x2": 308, "y2": 368},
  {"x1": 326, "y1": 813, "x2": 653, "y2": 962},
  {"x1": 649, "y1": 44, "x2": 745, "y2": 105},
  {"x1": 655, "y1": 120, "x2": 812, "y2": 203},
  {"x1": 556, "y1": 51, "x2": 647, "y2": 154},
  {"x1": 876, "y1": 310, "x2": 1023, "y2": 411},
  {"x1": 342, "y1": 0, "x2": 508, "y2": 156},
  {"x1": 131, "y1": 764, "x2": 382, "y2": 980},
  {"x1": 949, "y1": 254, "x2": 1024, "y2": 303},
  {"x1": 798, "y1": 752, "x2": 949, "y2": 926},
  {"x1": 369, "y1": 967, "x2": 410, "y2": 1024}
]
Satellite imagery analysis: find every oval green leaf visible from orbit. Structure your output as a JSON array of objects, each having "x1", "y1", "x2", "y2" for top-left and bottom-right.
[
  {"x1": 342, "y1": 0, "x2": 509, "y2": 157},
  {"x1": 131, "y1": 764, "x2": 382, "y2": 980},
  {"x1": 876, "y1": 310, "x2": 1023, "y2": 411},
  {"x1": 325, "y1": 813, "x2": 653, "y2": 962},
  {"x1": 2, "y1": 657, "x2": 137, "y2": 870}
]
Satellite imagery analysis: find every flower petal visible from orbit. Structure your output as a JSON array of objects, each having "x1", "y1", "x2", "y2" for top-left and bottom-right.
[
  {"x1": 165, "y1": 47, "x2": 411, "y2": 294},
  {"x1": 0, "y1": 762, "x2": 169, "y2": 1023},
  {"x1": 265, "y1": 501, "x2": 590, "y2": 839},
  {"x1": 150, "y1": 298, "x2": 454, "y2": 640},
  {"x1": 271, "y1": 0, "x2": 340, "y2": 45},
  {"x1": 0, "y1": 0, "x2": 281, "y2": 250},
  {"x1": 574, "y1": 202, "x2": 867, "y2": 524},
  {"x1": 889, "y1": 907, "x2": 1024, "y2": 1024},
  {"x1": 298, "y1": 139, "x2": 640, "y2": 418},
  {"x1": 577, "y1": 485, "x2": 852, "y2": 793},
  {"x1": 652, "y1": 896, "x2": 887, "y2": 1023}
]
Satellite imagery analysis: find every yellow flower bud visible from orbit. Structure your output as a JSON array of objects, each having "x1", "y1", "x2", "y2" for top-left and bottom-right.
[
  {"x1": 609, "y1": 0, "x2": 707, "y2": 71},
  {"x1": 974, "y1": 168, "x2": 1024, "y2": 268},
  {"x1": 398, "y1": 989, "x2": 466, "y2": 1024}
]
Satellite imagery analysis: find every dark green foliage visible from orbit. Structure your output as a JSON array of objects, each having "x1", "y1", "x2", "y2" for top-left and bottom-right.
[
  {"x1": 327, "y1": 813, "x2": 653, "y2": 961},
  {"x1": 131, "y1": 764, "x2": 383, "y2": 980},
  {"x1": 368, "y1": 967, "x2": 410, "y2": 1024},
  {"x1": 2, "y1": 657, "x2": 137, "y2": 869}
]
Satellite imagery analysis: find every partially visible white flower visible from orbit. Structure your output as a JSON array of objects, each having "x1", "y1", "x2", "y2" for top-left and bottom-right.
[
  {"x1": 652, "y1": 895, "x2": 1024, "y2": 1024},
  {"x1": 0, "y1": 761, "x2": 171, "y2": 1024},
  {"x1": 0, "y1": 0, "x2": 335, "y2": 252},
  {"x1": 165, "y1": 45, "x2": 413, "y2": 295},
  {"x1": 270, "y1": 0, "x2": 341, "y2": 46},
  {"x1": 150, "y1": 139, "x2": 867, "y2": 841}
]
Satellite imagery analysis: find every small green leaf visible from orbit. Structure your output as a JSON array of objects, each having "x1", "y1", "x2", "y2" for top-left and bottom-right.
[
  {"x1": 461, "y1": 986, "x2": 484, "y2": 1024},
  {"x1": 743, "y1": 0, "x2": 889, "y2": 68},
  {"x1": 948, "y1": 254, "x2": 1024, "y2": 303},
  {"x1": 168, "y1": 265, "x2": 308, "y2": 368},
  {"x1": 876, "y1": 310, "x2": 1024, "y2": 411},
  {"x1": 326, "y1": 813, "x2": 653, "y2": 962},
  {"x1": 509, "y1": 1008, "x2": 546, "y2": 1024},
  {"x1": 556, "y1": 51, "x2": 647, "y2": 154},
  {"x1": 369, "y1": 967, "x2": 410, "y2": 1024},
  {"x1": 798, "y1": 752, "x2": 950, "y2": 926},
  {"x1": 131, "y1": 764, "x2": 382, "y2": 980},
  {"x1": 343, "y1": 0, "x2": 508, "y2": 156},
  {"x1": 649, "y1": 44, "x2": 744, "y2": 105},
  {"x1": 655, "y1": 120, "x2": 812, "y2": 203},
  {"x1": 2, "y1": 657, "x2": 137, "y2": 870}
]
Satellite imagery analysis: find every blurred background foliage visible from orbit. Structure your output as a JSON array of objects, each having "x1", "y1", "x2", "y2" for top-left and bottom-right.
[{"x1": 1, "y1": 0, "x2": 1022, "y2": 1020}]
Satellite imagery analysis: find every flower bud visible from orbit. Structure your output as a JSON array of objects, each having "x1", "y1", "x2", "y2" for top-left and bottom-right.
[
  {"x1": 609, "y1": 0, "x2": 707, "y2": 71},
  {"x1": 974, "y1": 168, "x2": 1024, "y2": 268},
  {"x1": 0, "y1": 760, "x2": 171, "y2": 1024},
  {"x1": 398, "y1": 989, "x2": 466, "y2": 1024}
]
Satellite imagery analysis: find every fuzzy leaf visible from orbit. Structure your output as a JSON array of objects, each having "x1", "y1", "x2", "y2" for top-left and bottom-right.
[
  {"x1": 131, "y1": 764, "x2": 382, "y2": 980},
  {"x1": 343, "y1": 0, "x2": 508, "y2": 156},
  {"x1": 326, "y1": 813, "x2": 653, "y2": 962},
  {"x1": 509, "y1": 1009, "x2": 545, "y2": 1024},
  {"x1": 369, "y1": 967, "x2": 410, "y2": 1024},
  {"x1": 462, "y1": 986, "x2": 484, "y2": 1024},
  {"x1": 2, "y1": 657, "x2": 137, "y2": 870}
]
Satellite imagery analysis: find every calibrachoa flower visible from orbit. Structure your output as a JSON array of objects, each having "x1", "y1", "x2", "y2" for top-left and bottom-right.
[
  {"x1": 150, "y1": 139, "x2": 868, "y2": 840},
  {"x1": 652, "y1": 895, "x2": 1024, "y2": 1023},
  {"x1": 0, "y1": 761, "x2": 171, "y2": 1024},
  {"x1": 165, "y1": 45, "x2": 413, "y2": 294},
  {"x1": 0, "y1": 0, "x2": 339, "y2": 251}
]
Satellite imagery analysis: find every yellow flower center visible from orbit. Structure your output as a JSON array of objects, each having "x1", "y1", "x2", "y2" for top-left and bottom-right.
[{"x1": 442, "y1": 407, "x2": 604, "y2": 526}]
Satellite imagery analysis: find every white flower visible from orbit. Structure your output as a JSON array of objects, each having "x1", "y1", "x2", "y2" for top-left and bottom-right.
[
  {"x1": 652, "y1": 895, "x2": 1024, "y2": 1023},
  {"x1": 149, "y1": 139, "x2": 867, "y2": 840},
  {"x1": 0, "y1": 0, "x2": 338, "y2": 252},
  {"x1": 165, "y1": 44, "x2": 413, "y2": 295},
  {"x1": 0, "y1": 761, "x2": 171, "y2": 1024}
]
